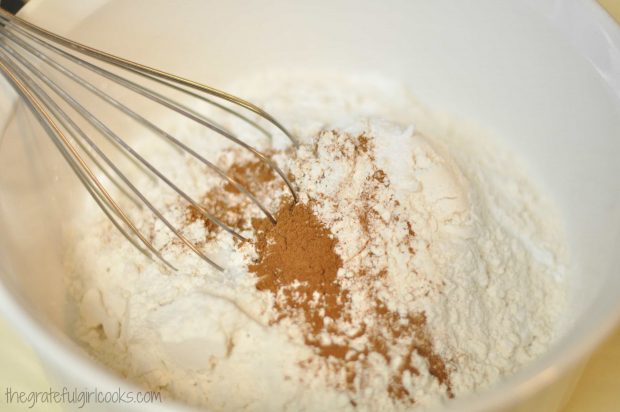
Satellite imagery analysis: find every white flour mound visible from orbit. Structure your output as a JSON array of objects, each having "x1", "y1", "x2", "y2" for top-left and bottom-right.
[{"x1": 65, "y1": 71, "x2": 567, "y2": 412}]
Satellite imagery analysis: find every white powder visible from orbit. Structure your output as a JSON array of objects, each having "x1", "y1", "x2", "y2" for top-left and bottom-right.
[{"x1": 65, "y1": 71, "x2": 566, "y2": 411}]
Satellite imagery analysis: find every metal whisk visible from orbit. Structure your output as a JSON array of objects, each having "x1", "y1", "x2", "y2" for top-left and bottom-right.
[{"x1": 0, "y1": 9, "x2": 298, "y2": 271}]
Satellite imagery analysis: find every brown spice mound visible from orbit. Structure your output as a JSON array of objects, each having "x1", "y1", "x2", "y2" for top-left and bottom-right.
[{"x1": 251, "y1": 201, "x2": 348, "y2": 335}]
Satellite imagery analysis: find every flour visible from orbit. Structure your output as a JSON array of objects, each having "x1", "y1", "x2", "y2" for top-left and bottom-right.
[{"x1": 65, "y1": 71, "x2": 567, "y2": 411}]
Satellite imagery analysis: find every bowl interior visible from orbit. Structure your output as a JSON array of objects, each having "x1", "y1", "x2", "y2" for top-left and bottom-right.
[{"x1": 1, "y1": 1, "x2": 619, "y2": 411}]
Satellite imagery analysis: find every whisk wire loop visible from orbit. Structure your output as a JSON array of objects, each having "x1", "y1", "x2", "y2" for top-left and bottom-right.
[{"x1": 0, "y1": 9, "x2": 298, "y2": 271}]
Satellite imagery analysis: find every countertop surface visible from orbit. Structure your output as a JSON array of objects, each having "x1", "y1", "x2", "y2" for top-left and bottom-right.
[{"x1": 0, "y1": 1, "x2": 619, "y2": 411}]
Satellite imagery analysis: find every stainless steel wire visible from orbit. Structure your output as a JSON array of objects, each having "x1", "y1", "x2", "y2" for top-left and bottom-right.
[{"x1": 0, "y1": 9, "x2": 299, "y2": 271}]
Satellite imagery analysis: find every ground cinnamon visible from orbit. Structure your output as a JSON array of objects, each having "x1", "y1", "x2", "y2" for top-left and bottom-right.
[
  {"x1": 224, "y1": 158, "x2": 276, "y2": 194},
  {"x1": 249, "y1": 197, "x2": 452, "y2": 404},
  {"x1": 187, "y1": 158, "x2": 278, "y2": 238},
  {"x1": 250, "y1": 200, "x2": 347, "y2": 335}
]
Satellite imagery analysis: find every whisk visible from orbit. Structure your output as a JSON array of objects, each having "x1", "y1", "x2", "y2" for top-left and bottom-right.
[{"x1": 0, "y1": 9, "x2": 298, "y2": 271}]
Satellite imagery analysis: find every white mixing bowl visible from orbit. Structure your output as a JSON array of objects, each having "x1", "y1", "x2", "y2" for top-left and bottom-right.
[{"x1": 1, "y1": 0, "x2": 619, "y2": 411}]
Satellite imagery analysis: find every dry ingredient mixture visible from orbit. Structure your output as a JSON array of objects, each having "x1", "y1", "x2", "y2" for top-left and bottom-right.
[{"x1": 65, "y1": 72, "x2": 567, "y2": 412}]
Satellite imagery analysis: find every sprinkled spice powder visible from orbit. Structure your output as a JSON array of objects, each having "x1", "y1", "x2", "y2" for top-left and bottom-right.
[
  {"x1": 186, "y1": 158, "x2": 278, "y2": 238},
  {"x1": 184, "y1": 129, "x2": 454, "y2": 404},
  {"x1": 246, "y1": 133, "x2": 452, "y2": 404}
]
